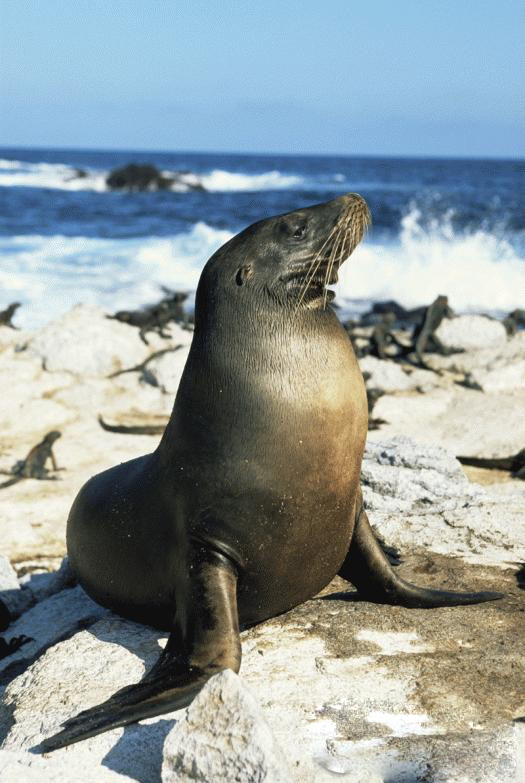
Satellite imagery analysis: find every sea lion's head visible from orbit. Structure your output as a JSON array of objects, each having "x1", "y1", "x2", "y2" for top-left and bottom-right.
[{"x1": 195, "y1": 193, "x2": 370, "y2": 326}]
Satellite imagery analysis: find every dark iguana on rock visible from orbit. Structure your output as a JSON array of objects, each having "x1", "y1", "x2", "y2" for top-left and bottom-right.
[
  {"x1": 411, "y1": 294, "x2": 461, "y2": 366},
  {"x1": 367, "y1": 313, "x2": 410, "y2": 359},
  {"x1": 0, "y1": 302, "x2": 21, "y2": 329},
  {"x1": 0, "y1": 431, "x2": 63, "y2": 489},
  {"x1": 108, "y1": 290, "x2": 190, "y2": 344},
  {"x1": 98, "y1": 416, "x2": 167, "y2": 436}
]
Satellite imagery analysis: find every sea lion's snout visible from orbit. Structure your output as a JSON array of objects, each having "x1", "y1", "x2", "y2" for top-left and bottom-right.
[
  {"x1": 286, "y1": 192, "x2": 371, "y2": 308},
  {"x1": 326, "y1": 192, "x2": 371, "y2": 253}
]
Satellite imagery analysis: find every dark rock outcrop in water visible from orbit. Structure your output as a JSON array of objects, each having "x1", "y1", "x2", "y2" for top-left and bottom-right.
[{"x1": 106, "y1": 163, "x2": 206, "y2": 192}]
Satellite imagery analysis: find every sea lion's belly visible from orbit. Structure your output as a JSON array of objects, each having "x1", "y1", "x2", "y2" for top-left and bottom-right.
[
  {"x1": 188, "y1": 413, "x2": 364, "y2": 626},
  {"x1": 234, "y1": 487, "x2": 358, "y2": 626}
]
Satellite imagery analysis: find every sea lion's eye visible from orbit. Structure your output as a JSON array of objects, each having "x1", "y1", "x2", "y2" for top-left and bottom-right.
[
  {"x1": 235, "y1": 265, "x2": 253, "y2": 286},
  {"x1": 292, "y1": 225, "x2": 306, "y2": 239}
]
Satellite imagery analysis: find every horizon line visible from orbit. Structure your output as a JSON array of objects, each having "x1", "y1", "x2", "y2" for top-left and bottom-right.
[{"x1": 0, "y1": 143, "x2": 523, "y2": 163}]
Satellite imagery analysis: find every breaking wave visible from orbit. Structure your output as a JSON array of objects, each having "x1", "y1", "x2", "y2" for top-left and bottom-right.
[
  {"x1": 1, "y1": 207, "x2": 523, "y2": 330},
  {"x1": 0, "y1": 222, "x2": 232, "y2": 329},
  {"x1": 338, "y1": 205, "x2": 525, "y2": 316}
]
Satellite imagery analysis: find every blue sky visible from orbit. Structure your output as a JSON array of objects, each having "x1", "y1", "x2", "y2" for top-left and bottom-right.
[{"x1": 1, "y1": 0, "x2": 523, "y2": 157}]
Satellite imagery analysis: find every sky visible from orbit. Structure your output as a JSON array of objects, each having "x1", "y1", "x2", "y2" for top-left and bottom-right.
[{"x1": 1, "y1": 0, "x2": 523, "y2": 157}]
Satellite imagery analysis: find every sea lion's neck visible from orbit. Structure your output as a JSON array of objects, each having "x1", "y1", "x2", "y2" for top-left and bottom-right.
[
  {"x1": 158, "y1": 305, "x2": 363, "y2": 464},
  {"x1": 192, "y1": 303, "x2": 349, "y2": 380}
]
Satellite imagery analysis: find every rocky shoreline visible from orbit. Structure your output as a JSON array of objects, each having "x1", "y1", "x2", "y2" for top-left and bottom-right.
[{"x1": 0, "y1": 304, "x2": 524, "y2": 781}]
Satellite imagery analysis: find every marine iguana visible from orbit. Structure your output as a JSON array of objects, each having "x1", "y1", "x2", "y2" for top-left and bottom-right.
[{"x1": 0, "y1": 431, "x2": 63, "y2": 489}]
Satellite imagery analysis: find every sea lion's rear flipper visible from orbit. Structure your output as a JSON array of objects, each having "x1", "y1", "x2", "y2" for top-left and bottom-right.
[
  {"x1": 40, "y1": 550, "x2": 240, "y2": 752},
  {"x1": 339, "y1": 494, "x2": 503, "y2": 608},
  {"x1": 372, "y1": 528, "x2": 402, "y2": 566}
]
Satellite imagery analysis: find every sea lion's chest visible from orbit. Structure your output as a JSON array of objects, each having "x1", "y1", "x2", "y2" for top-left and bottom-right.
[{"x1": 171, "y1": 328, "x2": 367, "y2": 623}]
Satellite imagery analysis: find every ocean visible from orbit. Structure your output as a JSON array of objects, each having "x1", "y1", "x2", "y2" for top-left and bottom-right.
[{"x1": 0, "y1": 148, "x2": 523, "y2": 330}]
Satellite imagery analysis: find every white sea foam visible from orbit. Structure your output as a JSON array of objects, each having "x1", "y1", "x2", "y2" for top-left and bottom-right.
[
  {"x1": 337, "y1": 206, "x2": 525, "y2": 315},
  {"x1": 199, "y1": 169, "x2": 302, "y2": 191},
  {"x1": 0, "y1": 158, "x2": 303, "y2": 193},
  {"x1": 1, "y1": 210, "x2": 523, "y2": 330},
  {"x1": 0, "y1": 222, "x2": 232, "y2": 329},
  {"x1": 0, "y1": 159, "x2": 107, "y2": 191},
  {"x1": 0, "y1": 159, "x2": 27, "y2": 170}
]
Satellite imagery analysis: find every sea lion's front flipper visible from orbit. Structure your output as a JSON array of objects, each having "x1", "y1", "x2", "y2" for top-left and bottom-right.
[
  {"x1": 40, "y1": 550, "x2": 240, "y2": 752},
  {"x1": 338, "y1": 493, "x2": 503, "y2": 608}
]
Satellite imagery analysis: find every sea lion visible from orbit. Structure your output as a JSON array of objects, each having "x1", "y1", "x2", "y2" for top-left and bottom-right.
[{"x1": 42, "y1": 193, "x2": 501, "y2": 751}]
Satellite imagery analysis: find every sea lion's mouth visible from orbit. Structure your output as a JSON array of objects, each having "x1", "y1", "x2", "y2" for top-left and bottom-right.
[
  {"x1": 306, "y1": 263, "x2": 339, "y2": 303},
  {"x1": 281, "y1": 262, "x2": 339, "y2": 308}
]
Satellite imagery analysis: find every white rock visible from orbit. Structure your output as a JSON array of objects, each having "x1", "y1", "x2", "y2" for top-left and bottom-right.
[
  {"x1": 25, "y1": 305, "x2": 150, "y2": 377},
  {"x1": 359, "y1": 356, "x2": 431, "y2": 393},
  {"x1": 0, "y1": 327, "x2": 32, "y2": 352},
  {"x1": 0, "y1": 586, "x2": 107, "y2": 678},
  {"x1": 362, "y1": 437, "x2": 525, "y2": 565},
  {"x1": 471, "y1": 359, "x2": 525, "y2": 392},
  {"x1": 162, "y1": 670, "x2": 294, "y2": 783},
  {"x1": 371, "y1": 386, "x2": 525, "y2": 458},
  {"x1": 435, "y1": 315, "x2": 507, "y2": 351},
  {"x1": 0, "y1": 555, "x2": 32, "y2": 620},
  {"x1": 0, "y1": 616, "x2": 171, "y2": 751},
  {"x1": 0, "y1": 550, "x2": 521, "y2": 783},
  {"x1": 0, "y1": 749, "x2": 134, "y2": 783}
]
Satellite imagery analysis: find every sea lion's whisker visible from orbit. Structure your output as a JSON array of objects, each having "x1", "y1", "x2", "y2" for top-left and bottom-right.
[
  {"x1": 323, "y1": 226, "x2": 346, "y2": 309},
  {"x1": 322, "y1": 229, "x2": 341, "y2": 309},
  {"x1": 295, "y1": 222, "x2": 341, "y2": 309}
]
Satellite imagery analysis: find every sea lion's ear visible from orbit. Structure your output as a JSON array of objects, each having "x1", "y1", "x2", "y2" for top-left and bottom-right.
[{"x1": 235, "y1": 265, "x2": 253, "y2": 286}]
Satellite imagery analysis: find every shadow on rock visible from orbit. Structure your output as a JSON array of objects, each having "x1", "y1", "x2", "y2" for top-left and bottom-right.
[
  {"x1": 102, "y1": 718, "x2": 177, "y2": 783},
  {"x1": 86, "y1": 616, "x2": 166, "y2": 669}
]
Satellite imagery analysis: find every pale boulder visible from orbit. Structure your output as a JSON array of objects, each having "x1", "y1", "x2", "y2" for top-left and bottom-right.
[{"x1": 435, "y1": 314, "x2": 507, "y2": 351}]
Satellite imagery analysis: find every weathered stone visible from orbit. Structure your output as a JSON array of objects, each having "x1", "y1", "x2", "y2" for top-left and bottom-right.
[
  {"x1": 362, "y1": 437, "x2": 525, "y2": 565},
  {"x1": 1, "y1": 552, "x2": 523, "y2": 783},
  {"x1": 0, "y1": 749, "x2": 134, "y2": 783},
  {"x1": 371, "y1": 386, "x2": 525, "y2": 458},
  {"x1": 162, "y1": 670, "x2": 295, "y2": 783},
  {"x1": 0, "y1": 616, "x2": 172, "y2": 751},
  {"x1": 323, "y1": 724, "x2": 522, "y2": 783},
  {"x1": 25, "y1": 305, "x2": 151, "y2": 377},
  {"x1": 471, "y1": 359, "x2": 525, "y2": 392},
  {"x1": 435, "y1": 315, "x2": 507, "y2": 351},
  {"x1": 0, "y1": 586, "x2": 107, "y2": 680},
  {"x1": 359, "y1": 356, "x2": 436, "y2": 392}
]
